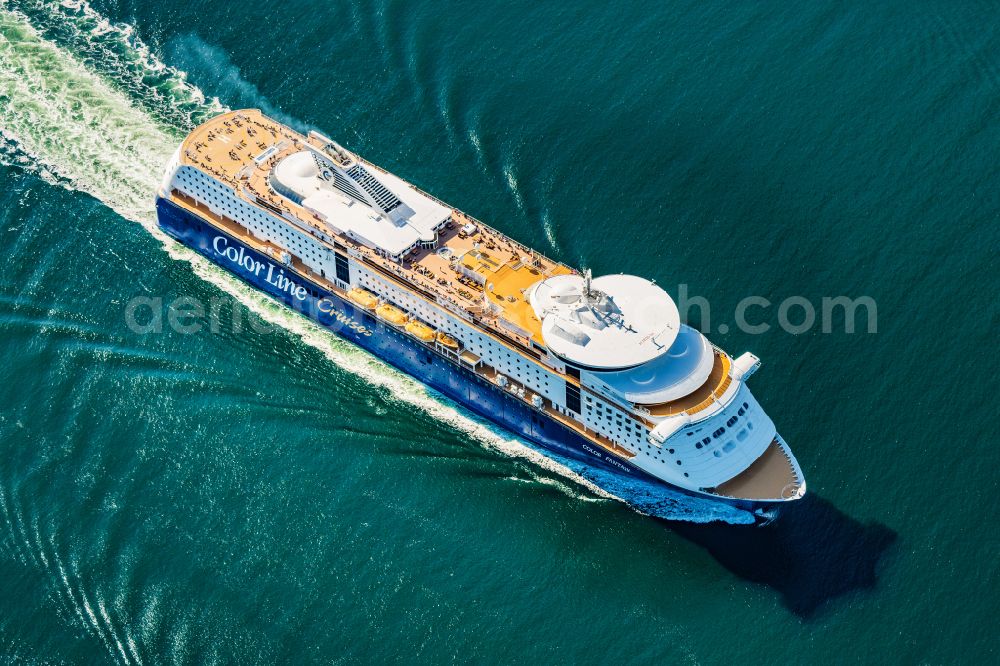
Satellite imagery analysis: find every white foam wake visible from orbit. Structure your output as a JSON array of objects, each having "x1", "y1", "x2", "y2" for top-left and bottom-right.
[
  {"x1": 0, "y1": 4, "x2": 755, "y2": 525},
  {"x1": 0, "y1": 8, "x2": 177, "y2": 223},
  {"x1": 4, "y1": 0, "x2": 225, "y2": 129}
]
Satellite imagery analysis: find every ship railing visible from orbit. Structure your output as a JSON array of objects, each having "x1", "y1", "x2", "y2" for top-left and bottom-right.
[{"x1": 629, "y1": 348, "x2": 740, "y2": 422}]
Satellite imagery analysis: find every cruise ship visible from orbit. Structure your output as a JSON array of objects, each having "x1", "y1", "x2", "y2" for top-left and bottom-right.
[{"x1": 156, "y1": 110, "x2": 806, "y2": 510}]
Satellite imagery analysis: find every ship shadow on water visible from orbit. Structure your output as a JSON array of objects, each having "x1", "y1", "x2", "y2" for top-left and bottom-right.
[
  {"x1": 666, "y1": 494, "x2": 898, "y2": 618},
  {"x1": 413, "y1": 427, "x2": 896, "y2": 618}
]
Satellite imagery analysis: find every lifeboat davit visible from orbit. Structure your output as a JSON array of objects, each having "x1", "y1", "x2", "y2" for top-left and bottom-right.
[{"x1": 436, "y1": 332, "x2": 459, "y2": 349}]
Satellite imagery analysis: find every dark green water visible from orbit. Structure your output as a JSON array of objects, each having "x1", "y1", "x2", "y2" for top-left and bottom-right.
[{"x1": 0, "y1": 0, "x2": 997, "y2": 663}]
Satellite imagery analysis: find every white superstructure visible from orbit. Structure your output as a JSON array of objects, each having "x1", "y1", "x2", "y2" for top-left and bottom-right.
[
  {"x1": 269, "y1": 145, "x2": 450, "y2": 258},
  {"x1": 158, "y1": 110, "x2": 806, "y2": 503}
]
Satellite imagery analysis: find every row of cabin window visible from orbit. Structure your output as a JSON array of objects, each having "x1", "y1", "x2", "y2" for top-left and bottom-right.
[
  {"x1": 583, "y1": 394, "x2": 642, "y2": 430},
  {"x1": 183, "y1": 169, "x2": 332, "y2": 268},
  {"x1": 707, "y1": 401, "x2": 751, "y2": 440},
  {"x1": 582, "y1": 403, "x2": 644, "y2": 446}
]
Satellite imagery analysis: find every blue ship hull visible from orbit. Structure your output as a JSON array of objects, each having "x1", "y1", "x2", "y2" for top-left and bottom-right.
[{"x1": 156, "y1": 197, "x2": 756, "y2": 510}]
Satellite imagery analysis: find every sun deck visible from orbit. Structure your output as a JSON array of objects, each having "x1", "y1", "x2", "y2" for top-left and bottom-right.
[{"x1": 179, "y1": 109, "x2": 571, "y2": 348}]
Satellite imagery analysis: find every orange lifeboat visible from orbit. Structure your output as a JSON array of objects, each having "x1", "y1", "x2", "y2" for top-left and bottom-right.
[
  {"x1": 405, "y1": 320, "x2": 436, "y2": 342},
  {"x1": 376, "y1": 302, "x2": 408, "y2": 327},
  {"x1": 347, "y1": 287, "x2": 378, "y2": 310}
]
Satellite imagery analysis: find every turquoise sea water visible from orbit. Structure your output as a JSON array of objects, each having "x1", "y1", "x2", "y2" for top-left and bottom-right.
[{"x1": 0, "y1": 0, "x2": 997, "y2": 662}]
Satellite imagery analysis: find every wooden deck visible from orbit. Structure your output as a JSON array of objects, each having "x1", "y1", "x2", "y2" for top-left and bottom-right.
[
  {"x1": 405, "y1": 212, "x2": 571, "y2": 344},
  {"x1": 642, "y1": 352, "x2": 733, "y2": 417},
  {"x1": 711, "y1": 439, "x2": 802, "y2": 500}
]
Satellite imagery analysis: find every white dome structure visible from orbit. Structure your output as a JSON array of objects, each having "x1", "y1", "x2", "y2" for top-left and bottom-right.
[
  {"x1": 529, "y1": 273, "x2": 680, "y2": 370},
  {"x1": 592, "y1": 325, "x2": 715, "y2": 403}
]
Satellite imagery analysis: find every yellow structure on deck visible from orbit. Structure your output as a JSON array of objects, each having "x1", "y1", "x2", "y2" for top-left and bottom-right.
[
  {"x1": 347, "y1": 287, "x2": 378, "y2": 310},
  {"x1": 376, "y1": 302, "x2": 408, "y2": 327},
  {"x1": 436, "y1": 332, "x2": 459, "y2": 349},
  {"x1": 405, "y1": 320, "x2": 436, "y2": 342}
]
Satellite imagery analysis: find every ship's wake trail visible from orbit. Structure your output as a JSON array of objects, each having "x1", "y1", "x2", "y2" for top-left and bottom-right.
[
  {"x1": 0, "y1": 3, "x2": 757, "y2": 526},
  {"x1": 0, "y1": 10, "x2": 175, "y2": 223}
]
